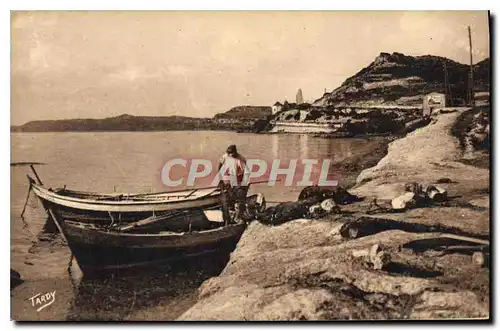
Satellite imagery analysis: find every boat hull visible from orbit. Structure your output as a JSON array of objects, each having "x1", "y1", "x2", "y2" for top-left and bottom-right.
[
  {"x1": 61, "y1": 221, "x2": 245, "y2": 277},
  {"x1": 32, "y1": 182, "x2": 221, "y2": 223},
  {"x1": 42, "y1": 200, "x2": 220, "y2": 223}
]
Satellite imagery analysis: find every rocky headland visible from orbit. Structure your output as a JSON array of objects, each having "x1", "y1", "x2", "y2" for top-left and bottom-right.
[
  {"x1": 313, "y1": 52, "x2": 490, "y2": 107},
  {"x1": 12, "y1": 52, "x2": 490, "y2": 137},
  {"x1": 260, "y1": 52, "x2": 490, "y2": 135}
]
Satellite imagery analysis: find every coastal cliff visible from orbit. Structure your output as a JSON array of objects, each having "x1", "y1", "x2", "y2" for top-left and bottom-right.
[
  {"x1": 178, "y1": 108, "x2": 490, "y2": 321},
  {"x1": 313, "y1": 52, "x2": 490, "y2": 107},
  {"x1": 265, "y1": 52, "x2": 490, "y2": 135}
]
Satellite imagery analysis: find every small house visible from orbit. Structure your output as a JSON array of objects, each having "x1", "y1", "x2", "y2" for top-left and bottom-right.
[
  {"x1": 423, "y1": 92, "x2": 446, "y2": 116},
  {"x1": 272, "y1": 102, "x2": 283, "y2": 115}
]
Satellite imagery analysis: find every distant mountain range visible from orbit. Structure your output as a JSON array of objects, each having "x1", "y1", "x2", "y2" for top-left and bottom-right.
[
  {"x1": 10, "y1": 114, "x2": 256, "y2": 132},
  {"x1": 11, "y1": 106, "x2": 272, "y2": 133},
  {"x1": 313, "y1": 52, "x2": 490, "y2": 107}
]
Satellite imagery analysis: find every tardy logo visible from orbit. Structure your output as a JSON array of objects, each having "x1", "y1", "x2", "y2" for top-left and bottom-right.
[{"x1": 29, "y1": 291, "x2": 56, "y2": 312}]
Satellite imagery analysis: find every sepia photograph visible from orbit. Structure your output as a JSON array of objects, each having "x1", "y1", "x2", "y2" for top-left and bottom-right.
[{"x1": 10, "y1": 10, "x2": 491, "y2": 321}]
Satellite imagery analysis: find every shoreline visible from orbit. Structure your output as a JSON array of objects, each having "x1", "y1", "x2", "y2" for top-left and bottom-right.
[
  {"x1": 178, "y1": 107, "x2": 490, "y2": 321},
  {"x1": 10, "y1": 109, "x2": 489, "y2": 321},
  {"x1": 10, "y1": 129, "x2": 395, "y2": 321},
  {"x1": 10, "y1": 129, "x2": 402, "y2": 143}
]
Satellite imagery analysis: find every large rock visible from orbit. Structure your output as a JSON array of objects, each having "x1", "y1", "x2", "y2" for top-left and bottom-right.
[
  {"x1": 320, "y1": 199, "x2": 339, "y2": 213},
  {"x1": 178, "y1": 221, "x2": 489, "y2": 320},
  {"x1": 391, "y1": 192, "x2": 417, "y2": 210},
  {"x1": 409, "y1": 291, "x2": 488, "y2": 319},
  {"x1": 425, "y1": 185, "x2": 447, "y2": 202},
  {"x1": 464, "y1": 111, "x2": 490, "y2": 152}
]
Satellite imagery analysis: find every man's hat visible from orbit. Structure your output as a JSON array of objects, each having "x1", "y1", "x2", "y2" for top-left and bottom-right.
[{"x1": 226, "y1": 145, "x2": 237, "y2": 153}]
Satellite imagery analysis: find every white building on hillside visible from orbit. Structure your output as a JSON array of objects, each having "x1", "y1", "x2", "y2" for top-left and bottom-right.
[
  {"x1": 423, "y1": 92, "x2": 446, "y2": 116},
  {"x1": 271, "y1": 101, "x2": 283, "y2": 115}
]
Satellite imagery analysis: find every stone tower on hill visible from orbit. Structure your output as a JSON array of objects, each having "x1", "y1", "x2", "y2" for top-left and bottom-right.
[{"x1": 296, "y1": 88, "x2": 304, "y2": 104}]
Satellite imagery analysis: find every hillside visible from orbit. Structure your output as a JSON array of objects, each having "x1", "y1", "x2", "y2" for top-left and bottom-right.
[
  {"x1": 12, "y1": 105, "x2": 273, "y2": 133},
  {"x1": 473, "y1": 58, "x2": 491, "y2": 89},
  {"x1": 11, "y1": 53, "x2": 490, "y2": 134},
  {"x1": 214, "y1": 106, "x2": 271, "y2": 120},
  {"x1": 313, "y1": 52, "x2": 490, "y2": 107}
]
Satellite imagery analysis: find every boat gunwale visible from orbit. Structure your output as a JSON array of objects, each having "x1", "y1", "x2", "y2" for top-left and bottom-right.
[
  {"x1": 32, "y1": 183, "x2": 220, "y2": 206},
  {"x1": 56, "y1": 185, "x2": 221, "y2": 198},
  {"x1": 64, "y1": 220, "x2": 245, "y2": 238}
]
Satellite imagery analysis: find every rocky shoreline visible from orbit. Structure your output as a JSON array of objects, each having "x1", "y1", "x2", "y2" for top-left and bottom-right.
[{"x1": 178, "y1": 107, "x2": 490, "y2": 321}]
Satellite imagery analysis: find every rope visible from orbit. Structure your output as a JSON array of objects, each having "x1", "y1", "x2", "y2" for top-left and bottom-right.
[
  {"x1": 20, "y1": 183, "x2": 33, "y2": 219},
  {"x1": 19, "y1": 184, "x2": 38, "y2": 238},
  {"x1": 107, "y1": 211, "x2": 115, "y2": 228}
]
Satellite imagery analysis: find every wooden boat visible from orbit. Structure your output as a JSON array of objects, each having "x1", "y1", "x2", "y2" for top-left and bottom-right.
[
  {"x1": 29, "y1": 175, "x2": 222, "y2": 223},
  {"x1": 16, "y1": 163, "x2": 266, "y2": 224},
  {"x1": 59, "y1": 211, "x2": 246, "y2": 277}
]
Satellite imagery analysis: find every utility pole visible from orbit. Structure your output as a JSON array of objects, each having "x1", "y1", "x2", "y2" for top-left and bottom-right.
[
  {"x1": 468, "y1": 26, "x2": 475, "y2": 107},
  {"x1": 443, "y1": 61, "x2": 453, "y2": 106}
]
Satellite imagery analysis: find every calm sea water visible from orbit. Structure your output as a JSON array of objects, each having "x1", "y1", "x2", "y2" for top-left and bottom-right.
[{"x1": 10, "y1": 131, "x2": 372, "y2": 320}]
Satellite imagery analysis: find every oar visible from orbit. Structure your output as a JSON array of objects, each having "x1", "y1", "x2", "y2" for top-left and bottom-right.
[
  {"x1": 10, "y1": 162, "x2": 46, "y2": 166},
  {"x1": 115, "y1": 210, "x2": 190, "y2": 232},
  {"x1": 127, "y1": 179, "x2": 279, "y2": 199}
]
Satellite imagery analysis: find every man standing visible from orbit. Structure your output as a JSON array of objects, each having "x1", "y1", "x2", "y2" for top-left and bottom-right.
[{"x1": 218, "y1": 145, "x2": 249, "y2": 223}]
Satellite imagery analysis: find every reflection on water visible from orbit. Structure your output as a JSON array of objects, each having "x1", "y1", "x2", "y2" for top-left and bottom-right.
[
  {"x1": 300, "y1": 134, "x2": 309, "y2": 159},
  {"x1": 271, "y1": 134, "x2": 279, "y2": 160},
  {"x1": 11, "y1": 131, "x2": 374, "y2": 320},
  {"x1": 65, "y1": 252, "x2": 229, "y2": 321}
]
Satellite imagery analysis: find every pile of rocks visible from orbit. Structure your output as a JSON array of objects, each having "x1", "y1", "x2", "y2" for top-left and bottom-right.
[
  {"x1": 256, "y1": 186, "x2": 361, "y2": 225},
  {"x1": 464, "y1": 111, "x2": 490, "y2": 152},
  {"x1": 391, "y1": 182, "x2": 447, "y2": 211}
]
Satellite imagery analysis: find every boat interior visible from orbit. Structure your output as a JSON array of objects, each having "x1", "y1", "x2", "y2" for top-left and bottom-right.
[
  {"x1": 48, "y1": 185, "x2": 220, "y2": 202},
  {"x1": 65, "y1": 209, "x2": 229, "y2": 234}
]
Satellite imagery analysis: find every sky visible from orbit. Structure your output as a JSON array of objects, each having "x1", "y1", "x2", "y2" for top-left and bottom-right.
[{"x1": 11, "y1": 11, "x2": 490, "y2": 125}]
